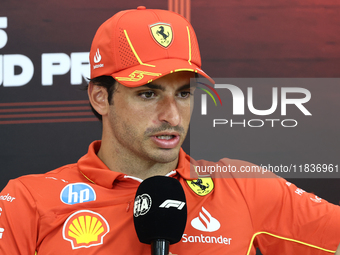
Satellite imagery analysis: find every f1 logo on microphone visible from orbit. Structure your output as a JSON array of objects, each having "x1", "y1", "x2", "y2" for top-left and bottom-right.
[{"x1": 159, "y1": 199, "x2": 186, "y2": 210}]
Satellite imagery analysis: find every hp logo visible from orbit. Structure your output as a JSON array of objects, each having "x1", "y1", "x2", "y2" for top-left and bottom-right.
[{"x1": 60, "y1": 183, "x2": 96, "y2": 205}]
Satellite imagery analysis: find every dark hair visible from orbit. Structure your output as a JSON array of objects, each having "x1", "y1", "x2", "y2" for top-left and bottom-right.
[{"x1": 88, "y1": 76, "x2": 117, "y2": 121}]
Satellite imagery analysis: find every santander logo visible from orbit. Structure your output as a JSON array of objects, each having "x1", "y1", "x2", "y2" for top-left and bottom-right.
[
  {"x1": 191, "y1": 206, "x2": 220, "y2": 232},
  {"x1": 94, "y1": 48, "x2": 101, "y2": 63}
]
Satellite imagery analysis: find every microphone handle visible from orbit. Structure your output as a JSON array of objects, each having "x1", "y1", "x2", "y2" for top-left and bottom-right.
[{"x1": 151, "y1": 239, "x2": 170, "y2": 255}]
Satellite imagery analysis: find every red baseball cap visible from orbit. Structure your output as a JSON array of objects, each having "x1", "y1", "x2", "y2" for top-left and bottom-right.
[{"x1": 89, "y1": 6, "x2": 214, "y2": 87}]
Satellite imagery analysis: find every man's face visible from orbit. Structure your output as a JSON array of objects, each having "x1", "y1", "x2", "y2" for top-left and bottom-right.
[{"x1": 105, "y1": 71, "x2": 196, "y2": 164}]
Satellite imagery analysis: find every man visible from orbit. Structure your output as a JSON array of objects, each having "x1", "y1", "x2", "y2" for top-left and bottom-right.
[
  {"x1": 0, "y1": 6, "x2": 339, "y2": 255},
  {"x1": 336, "y1": 244, "x2": 340, "y2": 255}
]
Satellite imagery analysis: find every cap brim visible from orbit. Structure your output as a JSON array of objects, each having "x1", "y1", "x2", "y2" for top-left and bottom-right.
[{"x1": 112, "y1": 58, "x2": 214, "y2": 87}]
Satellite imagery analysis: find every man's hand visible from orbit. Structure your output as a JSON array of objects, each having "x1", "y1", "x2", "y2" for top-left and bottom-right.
[{"x1": 335, "y1": 243, "x2": 340, "y2": 255}]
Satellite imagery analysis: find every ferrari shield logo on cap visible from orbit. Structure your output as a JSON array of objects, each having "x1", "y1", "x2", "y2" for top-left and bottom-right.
[
  {"x1": 186, "y1": 177, "x2": 214, "y2": 196},
  {"x1": 150, "y1": 23, "x2": 173, "y2": 48}
]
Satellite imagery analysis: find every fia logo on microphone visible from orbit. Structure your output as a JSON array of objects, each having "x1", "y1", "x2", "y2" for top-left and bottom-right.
[{"x1": 134, "y1": 194, "x2": 152, "y2": 217}]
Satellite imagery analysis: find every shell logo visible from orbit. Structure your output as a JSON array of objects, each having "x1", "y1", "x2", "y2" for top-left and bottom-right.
[{"x1": 62, "y1": 210, "x2": 110, "y2": 249}]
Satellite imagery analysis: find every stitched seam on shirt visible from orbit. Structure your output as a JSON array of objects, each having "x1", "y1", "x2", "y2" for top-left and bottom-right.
[
  {"x1": 17, "y1": 179, "x2": 41, "y2": 219},
  {"x1": 246, "y1": 231, "x2": 336, "y2": 255},
  {"x1": 232, "y1": 177, "x2": 256, "y2": 239},
  {"x1": 17, "y1": 179, "x2": 41, "y2": 249}
]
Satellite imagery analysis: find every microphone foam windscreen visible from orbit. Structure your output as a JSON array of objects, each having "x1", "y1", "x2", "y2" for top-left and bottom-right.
[{"x1": 133, "y1": 176, "x2": 187, "y2": 244}]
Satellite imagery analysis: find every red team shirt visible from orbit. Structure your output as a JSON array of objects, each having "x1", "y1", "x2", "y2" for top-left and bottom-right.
[{"x1": 0, "y1": 140, "x2": 339, "y2": 254}]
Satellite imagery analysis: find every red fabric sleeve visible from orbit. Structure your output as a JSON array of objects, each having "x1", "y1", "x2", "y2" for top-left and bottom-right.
[
  {"x1": 0, "y1": 179, "x2": 39, "y2": 255},
  {"x1": 232, "y1": 169, "x2": 340, "y2": 254}
]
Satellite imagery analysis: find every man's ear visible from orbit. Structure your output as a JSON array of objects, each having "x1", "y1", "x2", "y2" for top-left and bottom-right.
[{"x1": 88, "y1": 82, "x2": 109, "y2": 117}]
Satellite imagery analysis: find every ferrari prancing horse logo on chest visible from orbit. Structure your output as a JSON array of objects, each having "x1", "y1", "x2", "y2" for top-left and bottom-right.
[
  {"x1": 150, "y1": 22, "x2": 173, "y2": 48},
  {"x1": 186, "y1": 177, "x2": 214, "y2": 196}
]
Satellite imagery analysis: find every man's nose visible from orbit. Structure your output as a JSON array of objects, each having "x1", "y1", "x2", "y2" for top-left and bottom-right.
[{"x1": 158, "y1": 96, "x2": 181, "y2": 126}]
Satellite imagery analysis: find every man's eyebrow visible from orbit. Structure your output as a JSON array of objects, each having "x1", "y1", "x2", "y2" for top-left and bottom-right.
[{"x1": 180, "y1": 83, "x2": 197, "y2": 90}]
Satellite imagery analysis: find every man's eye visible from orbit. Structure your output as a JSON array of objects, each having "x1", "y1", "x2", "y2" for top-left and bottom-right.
[
  {"x1": 179, "y1": 91, "x2": 191, "y2": 98},
  {"x1": 140, "y1": 91, "x2": 155, "y2": 99}
]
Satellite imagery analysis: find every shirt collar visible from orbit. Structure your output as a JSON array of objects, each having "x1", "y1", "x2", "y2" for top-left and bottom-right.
[{"x1": 77, "y1": 141, "x2": 198, "y2": 188}]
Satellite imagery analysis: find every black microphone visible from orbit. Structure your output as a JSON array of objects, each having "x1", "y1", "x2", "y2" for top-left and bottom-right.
[{"x1": 133, "y1": 176, "x2": 187, "y2": 255}]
